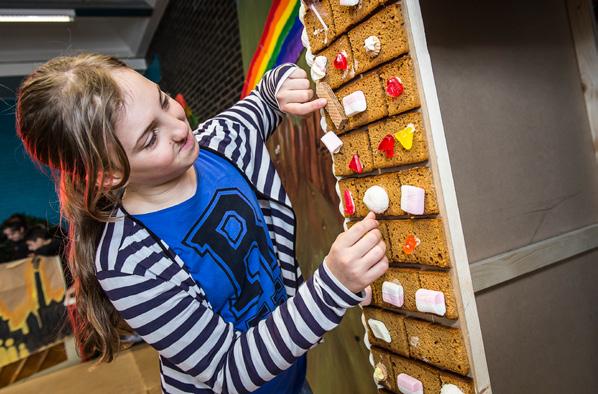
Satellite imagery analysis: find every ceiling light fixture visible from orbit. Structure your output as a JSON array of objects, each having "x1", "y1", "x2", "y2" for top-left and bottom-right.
[{"x1": 0, "y1": 9, "x2": 75, "y2": 23}]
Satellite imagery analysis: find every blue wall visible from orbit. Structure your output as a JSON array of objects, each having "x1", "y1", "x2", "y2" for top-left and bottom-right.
[{"x1": 0, "y1": 98, "x2": 59, "y2": 224}]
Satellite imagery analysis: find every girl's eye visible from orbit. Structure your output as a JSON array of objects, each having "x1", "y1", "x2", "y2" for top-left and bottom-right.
[
  {"x1": 161, "y1": 92, "x2": 170, "y2": 110},
  {"x1": 145, "y1": 129, "x2": 158, "y2": 149}
]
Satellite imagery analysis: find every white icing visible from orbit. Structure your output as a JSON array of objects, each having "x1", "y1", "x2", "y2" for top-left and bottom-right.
[
  {"x1": 309, "y1": 3, "x2": 329, "y2": 32},
  {"x1": 299, "y1": 1, "x2": 306, "y2": 24},
  {"x1": 367, "y1": 318, "x2": 391, "y2": 343},
  {"x1": 440, "y1": 384, "x2": 465, "y2": 394},
  {"x1": 310, "y1": 56, "x2": 327, "y2": 81},
  {"x1": 305, "y1": 49, "x2": 315, "y2": 67},
  {"x1": 364, "y1": 35, "x2": 381, "y2": 57},
  {"x1": 320, "y1": 116, "x2": 328, "y2": 132},
  {"x1": 373, "y1": 363, "x2": 387, "y2": 383},
  {"x1": 340, "y1": 0, "x2": 360, "y2": 6},
  {"x1": 342, "y1": 90, "x2": 367, "y2": 116},
  {"x1": 363, "y1": 185, "x2": 389, "y2": 214},
  {"x1": 409, "y1": 336, "x2": 419, "y2": 347},
  {"x1": 301, "y1": 27, "x2": 310, "y2": 48}
]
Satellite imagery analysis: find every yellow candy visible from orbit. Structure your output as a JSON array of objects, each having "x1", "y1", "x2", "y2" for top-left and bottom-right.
[{"x1": 395, "y1": 123, "x2": 415, "y2": 150}]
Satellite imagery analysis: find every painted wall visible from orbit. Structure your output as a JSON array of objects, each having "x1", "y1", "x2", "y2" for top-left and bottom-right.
[{"x1": 0, "y1": 98, "x2": 59, "y2": 224}]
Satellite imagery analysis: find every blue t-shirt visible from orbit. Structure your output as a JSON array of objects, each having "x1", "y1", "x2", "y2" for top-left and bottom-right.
[{"x1": 134, "y1": 148, "x2": 306, "y2": 393}]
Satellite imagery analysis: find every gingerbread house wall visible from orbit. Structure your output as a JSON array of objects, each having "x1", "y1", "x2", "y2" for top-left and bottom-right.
[{"x1": 420, "y1": 0, "x2": 598, "y2": 393}]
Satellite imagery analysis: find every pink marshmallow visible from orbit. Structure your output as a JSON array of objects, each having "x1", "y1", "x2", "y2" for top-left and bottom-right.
[
  {"x1": 320, "y1": 131, "x2": 343, "y2": 154},
  {"x1": 360, "y1": 286, "x2": 372, "y2": 306},
  {"x1": 396, "y1": 373, "x2": 423, "y2": 394},
  {"x1": 400, "y1": 185, "x2": 425, "y2": 215},
  {"x1": 415, "y1": 288, "x2": 446, "y2": 316},
  {"x1": 382, "y1": 281, "x2": 404, "y2": 307}
]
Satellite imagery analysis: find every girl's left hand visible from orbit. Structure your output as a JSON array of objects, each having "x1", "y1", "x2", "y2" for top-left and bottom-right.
[{"x1": 276, "y1": 67, "x2": 327, "y2": 116}]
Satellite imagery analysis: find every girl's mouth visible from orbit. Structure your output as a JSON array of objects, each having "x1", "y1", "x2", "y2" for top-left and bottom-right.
[{"x1": 180, "y1": 133, "x2": 194, "y2": 152}]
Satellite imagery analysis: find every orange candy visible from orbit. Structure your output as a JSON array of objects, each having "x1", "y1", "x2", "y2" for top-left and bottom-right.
[{"x1": 402, "y1": 234, "x2": 420, "y2": 255}]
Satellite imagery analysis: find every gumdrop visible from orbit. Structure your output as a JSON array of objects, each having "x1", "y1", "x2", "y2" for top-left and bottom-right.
[
  {"x1": 386, "y1": 77, "x2": 404, "y2": 97},
  {"x1": 348, "y1": 154, "x2": 363, "y2": 173},
  {"x1": 378, "y1": 134, "x2": 395, "y2": 158}
]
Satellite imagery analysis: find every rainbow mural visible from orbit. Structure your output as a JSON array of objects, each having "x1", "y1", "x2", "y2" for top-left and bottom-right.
[{"x1": 241, "y1": 0, "x2": 303, "y2": 98}]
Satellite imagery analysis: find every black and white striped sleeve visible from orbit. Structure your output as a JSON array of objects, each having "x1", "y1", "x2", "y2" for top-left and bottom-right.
[
  {"x1": 97, "y1": 262, "x2": 363, "y2": 393},
  {"x1": 201, "y1": 63, "x2": 298, "y2": 143}
]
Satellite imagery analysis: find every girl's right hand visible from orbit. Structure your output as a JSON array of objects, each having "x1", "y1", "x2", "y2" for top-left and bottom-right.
[{"x1": 324, "y1": 212, "x2": 389, "y2": 294}]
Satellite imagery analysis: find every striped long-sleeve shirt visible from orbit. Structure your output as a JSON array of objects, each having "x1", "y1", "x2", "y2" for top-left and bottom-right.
[{"x1": 95, "y1": 63, "x2": 364, "y2": 393}]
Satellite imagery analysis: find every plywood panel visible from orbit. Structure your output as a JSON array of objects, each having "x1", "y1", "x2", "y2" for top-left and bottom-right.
[
  {"x1": 420, "y1": 0, "x2": 598, "y2": 263},
  {"x1": 475, "y1": 249, "x2": 598, "y2": 394}
]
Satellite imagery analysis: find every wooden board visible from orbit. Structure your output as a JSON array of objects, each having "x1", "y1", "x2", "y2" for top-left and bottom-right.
[
  {"x1": 567, "y1": 0, "x2": 598, "y2": 163},
  {"x1": 401, "y1": 1, "x2": 492, "y2": 392}
]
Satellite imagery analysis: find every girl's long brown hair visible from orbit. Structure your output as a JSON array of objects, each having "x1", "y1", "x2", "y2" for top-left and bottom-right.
[{"x1": 16, "y1": 53, "x2": 133, "y2": 362}]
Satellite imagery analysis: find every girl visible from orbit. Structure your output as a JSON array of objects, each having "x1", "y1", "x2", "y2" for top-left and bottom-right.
[{"x1": 16, "y1": 53, "x2": 388, "y2": 393}]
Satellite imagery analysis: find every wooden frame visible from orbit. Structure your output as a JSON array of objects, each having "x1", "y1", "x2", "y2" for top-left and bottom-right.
[
  {"x1": 470, "y1": 224, "x2": 598, "y2": 292},
  {"x1": 402, "y1": 1, "x2": 492, "y2": 392},
  {"x1": 567, "y1": 0, "x2": 598, "y2": 163}
]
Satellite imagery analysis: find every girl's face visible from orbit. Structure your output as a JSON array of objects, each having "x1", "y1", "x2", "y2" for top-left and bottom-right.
[{"x1": 111, "y1": 68, "x2": 199, "y2": 189}]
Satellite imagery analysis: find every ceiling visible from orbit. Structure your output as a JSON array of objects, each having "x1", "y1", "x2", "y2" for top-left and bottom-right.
[{"x1": 0, "y1": 0, "x2": 168, "y2": 97}]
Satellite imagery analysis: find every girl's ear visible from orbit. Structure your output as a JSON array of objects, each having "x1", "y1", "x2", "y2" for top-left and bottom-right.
[{"x1": 98, "y1": 171, "x2": 125, "y2": 190}]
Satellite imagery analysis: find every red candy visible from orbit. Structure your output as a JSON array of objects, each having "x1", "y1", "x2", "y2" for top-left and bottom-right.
[
  {"x1": 348, "y1": 154, "x2": 363, "y2": 174},
  {"x1": 333, "y1": 51, "x2": 348, "y2": 70},
  {"x1": 386, "y1": 77, "x2": 404, "y2": 97},
  {"x1": 378, "y1": 134, "x2": 395, "y2": 159},
  {"x1": 343, "y1": 189, "x2": 355, "y2": 216},
  {"x1": 402, "y1": 234, "x2": 419, "y2": 255}
]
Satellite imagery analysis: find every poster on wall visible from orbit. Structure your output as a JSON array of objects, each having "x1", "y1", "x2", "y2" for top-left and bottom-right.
[{"x1": 0, "y1": 256, "x2": 67, "y2": 367}]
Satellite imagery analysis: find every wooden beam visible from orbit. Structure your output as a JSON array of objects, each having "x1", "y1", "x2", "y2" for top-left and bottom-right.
[
  {"x1": 402, "y1": 1, "x2": 492, "y2": 392},
  {"x1": 567, "y1": 0, "x2": 598, "y2": 163},
  {"x1": 470, "y1": 223, "x2": 598, "y2": 292}
]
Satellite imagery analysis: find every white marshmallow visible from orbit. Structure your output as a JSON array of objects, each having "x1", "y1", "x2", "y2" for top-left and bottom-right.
[
  {"x1": 340, "y1": 0, "x2": 360, "y2": 6},
  {"x1": 342, "y1": 90, "x2": 367, "y2": 116},
  {"x1": 320, "y1": 131, "x2": 343, "y2": 154},
  {"x1": 400, "y1": 185, "x2": 425, "y2": 215},
  {"x1": 363, "y1": 185, "x2": 389, "y2": 214},
  {"x1": 310, "y1": 55, "x2": 327, "y2": 81},
  {"x1": 367, "y1": 319, "x2": 391, "y2": 343},
  {"x1": 440, "y1": 384, "x2": 465, "y2": 394},
  {"x1": 415, "y1": 288, "x2": 447, "y2": 316}
]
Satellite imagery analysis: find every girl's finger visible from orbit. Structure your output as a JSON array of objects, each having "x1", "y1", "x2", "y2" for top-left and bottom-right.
[
  {"x1": 279, "y1": 89, "x2": 314, "y2": 105},
  {"x1": 338, "y1": 212, "x2": 377, "y2": 247},
  {"x1": 358, "y1": 238, "x2": 386, "y2": 267},
  {"x1": 288, "y1": 67, "x2": 308, "y2": 79},
  {"x1": 282, "y1": 98, "x2": 327, "y2": 115},
  {"x1": 281, "y1": 78, "x2": 311, "y2": 91},
  {"x1": 352, "y1": 229, "x2": 383, "y2": 259},
  {"x1": 363, "y1": 256, "x2": 389, "y2": 284}
]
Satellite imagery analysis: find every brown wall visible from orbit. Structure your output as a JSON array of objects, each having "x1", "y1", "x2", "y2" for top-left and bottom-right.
[{"x1": 421, "y1": 0, "x2": 598, "y2": 392}]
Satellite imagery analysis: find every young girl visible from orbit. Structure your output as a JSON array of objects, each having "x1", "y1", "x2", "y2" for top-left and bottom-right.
[{"x1": 16, "y1": 53, "x2": 388, "y2": 393}]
